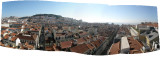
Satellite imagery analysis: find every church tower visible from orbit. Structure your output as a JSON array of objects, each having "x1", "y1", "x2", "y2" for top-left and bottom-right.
[{"x1": 37, "y1": 24, "x2": 45, "y2": 50}]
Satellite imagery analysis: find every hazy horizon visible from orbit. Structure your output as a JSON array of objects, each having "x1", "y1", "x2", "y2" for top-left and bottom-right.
[{"x1": 2, "y1": 1, "x2": 158, "y2": 24}]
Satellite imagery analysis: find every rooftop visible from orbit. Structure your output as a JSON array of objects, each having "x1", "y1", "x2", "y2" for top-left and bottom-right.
[
  {"x1": 109, "y1": 41, "x2": 120, "y2": 55},
  {"x1": 70, "y1": 44, "x2": 89, "y2": 53},
  {"x1": 60, "y1": 40, "x2": 74, "y2": 49}
]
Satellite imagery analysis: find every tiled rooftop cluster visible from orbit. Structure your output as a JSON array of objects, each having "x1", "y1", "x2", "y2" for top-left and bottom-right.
[
  {"x1": 1, "y1": 15, "x2": 159, "y2": 55},
  {"x1": 108, "y1": 22, "x2": 159, "y2": 55},
  {"x1": 79, "y1": 23, "x2": 119, "y2": 37},
  {"x1": 1, "y1": 15, "x2": 108, "y2": 55}
]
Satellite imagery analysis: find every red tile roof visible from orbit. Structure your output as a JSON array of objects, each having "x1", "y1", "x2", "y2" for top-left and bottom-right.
[
  {"x1": 17, "y1": 34, "x2": 35, "y2": 41},
  {"x1": 86, "y1": 43, "x2": 95, "y2": 50},
  {"x1": 84, "y1": 35, "x2": 92, "y2": 40},
  {"x1": 1, "y1": 31, "x2": 4, "y2": 35},
  {"x1": 109, "y1": 41, "x2": 120, "y2": 55},
  {"x1": 77, "y1": 38, "x2": 86, "y2": 44},
  {"x1": 8, "y1": 28, "x2": 17, "y2": 30},
  {"x1": 25, "y1": 42, "x2": 34, "y2": 49},
  {"x1": 45, "y1": 46, "x2": 53, "y2": 51},
  {"x1": 139, "y1": 23, "x2": 158, "y2": 28},
  {"x1": 91, "y1": 39, "x2": 101, "y2": 48},
  {"x1": 11, "y1": 36, "x2": 17, "y2": 41},
  {"x1": 70, "y1": 44, "x2": 89, "y2": 53},
  {"x1": 98, "y1": 36, "x2": 106, "y2": 41},
  {"x1": 4, "y1": 34, "x2": 9, "y2": 39},
  {"x1": 127, "y1": 37, "x2": 143, "y2": 54},
  {"x1": 60, "y1": 40, "x2": 73, "y2": 49},
  {"x1": 11, "y1": 33, "x2": 17, "y2": 36}
]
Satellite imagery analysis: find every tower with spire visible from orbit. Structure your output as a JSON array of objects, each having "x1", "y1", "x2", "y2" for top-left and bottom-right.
[{"x1": 36, "y1": 24, "x2": 45, "y2": 50}]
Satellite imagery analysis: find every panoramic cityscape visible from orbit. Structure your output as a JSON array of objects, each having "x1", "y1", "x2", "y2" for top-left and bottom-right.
[{"x1": 0, "y1": 1, "x2": 159, "y2": 55}]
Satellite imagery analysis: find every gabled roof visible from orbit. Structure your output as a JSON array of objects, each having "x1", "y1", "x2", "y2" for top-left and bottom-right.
[
  {"x1": 127, "y1": 37, "x2": 144, "y2": 54},
  {"x1": 60, "y1": 40, "x2": 73, "y2": 49},
  {"x1": 77, "y1": 37, "x2": 86, "y2": 44},
  {"x1": 109, "y1": 41, "x2": 120, "y2": 55},
  {"x1": 86, "y1": 43, "x2": 95, "y2": 50},
  {"x1": 70, "y1": 44, "x2": 89, "y2": 53},
  {"x1": 91, "y1": 39, "x2": 101, "y2": 48}
]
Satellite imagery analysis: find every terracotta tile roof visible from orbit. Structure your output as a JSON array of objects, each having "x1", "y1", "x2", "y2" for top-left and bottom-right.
[
  {"x1": 60, "y1": 40, "x2": 73, "y2": 49},
  {"x1": 84, "y1": 35, "x2": 92, "y2": 40},
  {"x1": 4, "y1": 34, "x2": 9, "y2": 39},
  {"x1": 20, "y1": 45, "x2": 26, "y2": 50},
  {"x1": 11, "y1": 33, "x2": 17, "y2": 36},
  {"x1": 1, "y1": 31, "x2": 4, "y2": 35},
  {"x1": 70, "y1": 44, "x2": 89, "y2": 53},
  {"x1": 98, "y1": 36, "x2": 106, "y2": 41},
  {"x1": 153, "y1": 23, "x2": 158, "y2": 27},
  {"x1": 91, "y1": 39, "x2": 101, "y2": 48},
  {"x1": 63, "y1": 26, "x2": 68, "y2": 30},
  {"x1": 8, "y1": 31, "x2": 11, "y2": 33},
  {"x1": 8, "y1": 28, "x2": 17, "y2": 30},
  {"x1": 77, "y1": 38, "x2": 86, "y2": 44},
  {"x1": 127, "y1": 37, "x2": 143, "y2": 54},
  {"x1": 1, "y1": 26, "x2": 9, "y2": 29},
  {"x1": 45, "y1": 46, "x2": 53, "y2": 51},
  {"x1": 86, "y1": 43, "x2": 95, "y2": 50},
  {"x1": 11, "y1": 36, "x2": 17, "y2": 41},
  {"x1": 109, "y1": 41, "x2": 120, "y2": 55},
  {"x1": 1, "y1": 30, "x2": 6, "y2": 33},
  {"x1": 17, "y1": 34, "x2": 35, "y2": 41},
  {"x1": 139, "y1": 23, "x2": 158, "y2": 28},
  {"x1": 25, "y1": 42, "x2": 34, "y2": 49}
]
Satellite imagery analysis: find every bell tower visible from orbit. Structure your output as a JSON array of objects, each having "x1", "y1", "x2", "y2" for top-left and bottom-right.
[{"x1": 37, "y1": 24, "x2": 45, "y2": 50}]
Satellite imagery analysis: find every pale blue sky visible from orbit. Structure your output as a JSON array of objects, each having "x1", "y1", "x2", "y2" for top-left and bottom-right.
[{"x1": 2, "y1": 1, "x2": 158, "y2": 24}]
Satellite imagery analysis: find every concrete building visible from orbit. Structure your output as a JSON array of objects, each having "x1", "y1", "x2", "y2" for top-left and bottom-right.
[{"x1": 120, "y1": 37, "x2": 130, "y2": 54}]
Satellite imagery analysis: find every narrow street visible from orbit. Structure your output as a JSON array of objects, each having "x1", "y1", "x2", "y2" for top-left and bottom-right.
[{"x1": 100, "y1": 27, "x2": 119, "y2": 55}]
